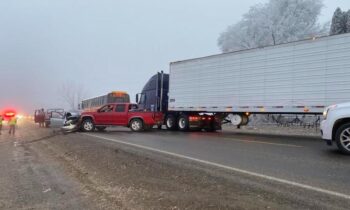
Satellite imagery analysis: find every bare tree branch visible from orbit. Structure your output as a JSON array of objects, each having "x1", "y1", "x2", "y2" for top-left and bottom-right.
[{"x1": 58, "y1": 81, "x2": 87, "y2": 110}]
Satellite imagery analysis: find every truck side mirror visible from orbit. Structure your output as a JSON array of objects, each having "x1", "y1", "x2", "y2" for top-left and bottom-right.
[{"x1": 136, "y1": 94, "x2": 139, "y2": 103}]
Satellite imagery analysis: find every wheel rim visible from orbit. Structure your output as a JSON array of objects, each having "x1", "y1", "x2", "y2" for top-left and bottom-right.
[
  {"x1": 167, "y1": 118, "x2": 174, "y2": 128},
  {"x1": 132, "y1": 121, "x2": 141, "y2": 130},
  {"x1": 179, "y1": 118, "x2": 186, "y2": 129},
  {"x1": 340, "y1": 128, "x2": 350, "y2": 152},
  {"x1": 84, "y1": 121, "x2": 93, "y2": 131}
]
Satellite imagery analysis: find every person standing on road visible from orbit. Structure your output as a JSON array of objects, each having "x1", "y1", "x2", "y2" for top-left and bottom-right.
[
  {"x1": 0, "y1": 115, "x2": 3, "y2": 135},
  {"x1": 8, "y1": 116, "x2": 17, "y2": 135},
  {"x1": 39, "y1": 108, "x2": 45, "y2": 127}
]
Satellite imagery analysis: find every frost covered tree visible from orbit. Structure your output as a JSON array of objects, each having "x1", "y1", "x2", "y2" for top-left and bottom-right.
[
  {"x1": 330, "y1": 8, "x2": 347, "y2": 35},
  {"x1": 218, "y1": 0, "x2": 326, "y2": 52},
  {"x1": 347, "y1": 10, "x2": 350, "y2": 33}
]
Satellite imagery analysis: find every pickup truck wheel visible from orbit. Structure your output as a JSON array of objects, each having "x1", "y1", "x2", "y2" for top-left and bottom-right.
[
  {"x1": 82, "y1": 119, "x2": 95, "y2": 132},
  {"x1": 335, "y1": 123, "x2": 350, "y2": 155},
  {"x1": 178, "y1": 115, "x2": 189, "y2": 131},
  {"x1": 166, "y1": 115, "x2": 177, "y2": 130},
  {"x1": 130, "y1": 119, "x2": 144, "y2": 132},
  {"x1": 96, "y1": 126, "x2": 106, "y2": 132}
]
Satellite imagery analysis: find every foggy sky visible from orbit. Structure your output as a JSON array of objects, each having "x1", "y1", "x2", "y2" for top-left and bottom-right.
[{"x1": 0, "y1": 0, "x2": 349, "y2": 114}]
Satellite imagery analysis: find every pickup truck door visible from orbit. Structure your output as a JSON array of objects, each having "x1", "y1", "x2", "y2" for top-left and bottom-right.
[
  {"x1": 111, "y1": 104, "x2": 128, "y2": 125},
  {"x1": 94, "y1": 105, "x2": 115, "y2": 125}
]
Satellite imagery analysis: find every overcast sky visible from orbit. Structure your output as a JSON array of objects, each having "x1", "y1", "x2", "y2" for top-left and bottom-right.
[{"x1": 0, "y1": 0, "x2": 349, "y2": 114}]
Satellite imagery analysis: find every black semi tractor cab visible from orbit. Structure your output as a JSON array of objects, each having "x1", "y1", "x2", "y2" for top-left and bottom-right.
[{"x1": 136, "y1": 71, "x2": 222, "y2": 132}]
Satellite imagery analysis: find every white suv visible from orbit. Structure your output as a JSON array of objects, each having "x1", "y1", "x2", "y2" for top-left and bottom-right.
[{"x1": 321, "y1": 102, "x2": 350, "y2": 155}]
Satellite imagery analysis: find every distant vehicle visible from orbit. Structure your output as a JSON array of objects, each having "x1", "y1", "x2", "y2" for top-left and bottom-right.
[
  {"x1": 80, "y1": 91, "x2": 130, "y2": 111},
  {"x1": 136, "y1": 33, "x2": 350, "y2": 132},
  {"x1": 79, "y1": 103, "x2": 163, "y2": 132},
  {"x1": 2, "y1": 110, "x2": 17, "y2": 121},
  {"x1": 321, "y1": 103, "x2": 350, "y2": 155}
]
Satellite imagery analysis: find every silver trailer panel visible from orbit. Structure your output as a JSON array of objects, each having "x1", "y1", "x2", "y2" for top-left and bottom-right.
[{"x1": 168, "y1": 33, "x2": 350, "y2": 114}]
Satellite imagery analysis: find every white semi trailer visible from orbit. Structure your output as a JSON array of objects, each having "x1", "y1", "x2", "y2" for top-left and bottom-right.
[{"x1": 137, "y1": 33, "x2": 350, "y2": 131}]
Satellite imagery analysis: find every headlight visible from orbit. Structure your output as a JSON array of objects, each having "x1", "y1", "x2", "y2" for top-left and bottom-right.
[
  {"x1": 323, "y1": 109, "x2": 328, "y2": 119},
  {"x1": 323, "y1": 105, "x2": 337, "y2": 120}
]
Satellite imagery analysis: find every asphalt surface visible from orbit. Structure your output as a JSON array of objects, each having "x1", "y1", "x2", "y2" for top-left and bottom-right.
[
  {"x1": 86, "y1": 127, "x2": 350, "y2": 197},
  {"x1": 0, "y1": 120, "x2": 349, "y2": 209}
]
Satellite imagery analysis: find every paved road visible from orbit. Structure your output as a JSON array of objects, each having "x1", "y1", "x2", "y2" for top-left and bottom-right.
[{"x1": 85, "y1": 127, "x2": 350, "y2": 199}]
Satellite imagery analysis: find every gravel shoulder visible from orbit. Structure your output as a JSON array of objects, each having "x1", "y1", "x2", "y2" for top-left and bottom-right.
[{"x1": 0, "y1": 121, "x2": 104, "y2": 209}]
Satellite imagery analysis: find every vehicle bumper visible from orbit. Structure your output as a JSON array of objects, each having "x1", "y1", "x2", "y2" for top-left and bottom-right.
[
  {"x1": 320, "y1": 120, "x2": 333, "y2": 145},
  {"x1": 61, "y1": 124, "x2": 79, "y2": 133}
]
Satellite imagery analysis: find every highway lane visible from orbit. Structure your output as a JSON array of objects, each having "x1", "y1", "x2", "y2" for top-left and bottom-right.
[{"x1": 84, "y1": 128, "x2": 350, "y2": 198}]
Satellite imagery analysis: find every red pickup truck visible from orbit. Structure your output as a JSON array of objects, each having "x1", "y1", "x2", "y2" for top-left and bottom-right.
[{"x1": 79, "y1": 103, "x2": 163, "y2": 132}]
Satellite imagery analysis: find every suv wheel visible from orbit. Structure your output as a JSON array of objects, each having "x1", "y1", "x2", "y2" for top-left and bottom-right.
[
  {"x1": 335, "y1": 123, "x2": 350, "y2": 155},
  {"x1": 82, "y1": 119, "x2": 95, "y2": 132}
]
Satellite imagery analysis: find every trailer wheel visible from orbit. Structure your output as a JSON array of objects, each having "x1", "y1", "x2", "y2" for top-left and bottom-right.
[
  {"x1": 229, "y1": 114, "x2": 249, "y2": 126},
  {"x1": 82, "y1": 119, "x2": 95, "y2": 132},
  {"x1": 130, "y1": 119, "x2": 144, "y2": 132},
  {"x1": 166, "y1": 115, "x2": 177, "y2": 130},
  {"x1": 178, "y1": 115, "x2": 189, "y2": 131},
  {"x1": 335, "y1": 123, "x2": 350, "y2": 155}
]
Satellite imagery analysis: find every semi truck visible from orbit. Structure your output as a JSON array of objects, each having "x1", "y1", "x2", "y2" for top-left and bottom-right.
[{"x1": 136, "y1": 33, "x2": 350, "y2": 132}]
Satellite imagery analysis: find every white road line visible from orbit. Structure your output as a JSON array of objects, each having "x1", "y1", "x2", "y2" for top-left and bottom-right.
[
  {"x1": 221, "y1": 137, "x2": 303, "y2": 148},
  {"x1": 83, "y1": 133, "x2": 350, "y2": 200}
]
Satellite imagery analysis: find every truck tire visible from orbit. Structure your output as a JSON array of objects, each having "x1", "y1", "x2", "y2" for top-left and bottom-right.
[
  {"x1": 96, "y1": 126, "x2": 106, "y2": 132},
  {"x1": 335, "y1": 123, "x2": 350, "y2": 155},
  {"x1": 130, "y1": 119, "x2": 144, "y2": 132},
  {"x1": 166, "y1": 115, "x2": 177, "y2": 130},
  {"x1": 178, "y1": 115, "x2": 189, "y2": 131},
  {"x1": 82, "y1": 119, "x2": 95, "y2": 132}
]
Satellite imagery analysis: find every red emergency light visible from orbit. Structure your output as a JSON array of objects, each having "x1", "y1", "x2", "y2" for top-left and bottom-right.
[
  {"x1": 2, "y1": 110, "x2": 17, "y2": 120},
  {"x1": 5, "y1": 112, "x2": 15, "y2": 117}
]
